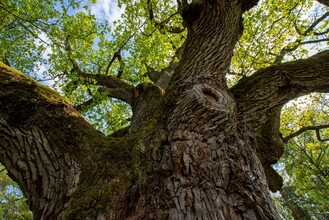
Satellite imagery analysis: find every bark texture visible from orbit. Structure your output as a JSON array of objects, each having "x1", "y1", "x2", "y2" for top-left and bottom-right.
[{"x1": 1, "y1": 0, "x2": 329, "y2": 219}]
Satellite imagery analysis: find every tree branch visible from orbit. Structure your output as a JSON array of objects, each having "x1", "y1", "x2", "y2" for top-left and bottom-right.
[
  {"x1": 231, "y1": 50, "x2": 329, "y2": 130},
  {"x1": 74, "y1": 98, "x2": 95, "y2": 112},
  {"x1": 316, "y1": 0, "x2": 329, "y2": 7},
  {"x1": 78, "y1": 73, "x2": 133, "y2": 105},
  {"x1": 64, "y1": 38, "x2": 133, "y2": 105},
  {"x1": 105, "y1": 50, "x2": 125, "y2": 78},
  {"x1": 146, "y1": 0, "x2": 184, "y2": 34},
  {"x1": 241, "y1": 0, "x2": 260, "y2": 12},
  {"x1": 145, "y1": 62, "x2": 178, "y2": 90},
  {"x1": 0, "y1": 62, "x2": 107, "y2": 218},
  {"x1": 74, "y1": 86, "x2": 133, "y2": 111},
  {"x1": 144, "y1": 40, "x2": 185, "y2": 89},
  {"x1": 0, "y1": 62, "x2": 135, "y2": 218},
  {"x1": 255, "y1": 106, "x2": 284, "y2": 192},
  {"x1": 274, "y1": 12, "x2": 329, "y2": 64},
  {"x1": 300, "y1": 38, "x2": 329, "y2": 45},
  {"x1": 283, "y1": 124, "x2": 329, "y2": 143},
  {"x1": 316, "y1": 129, "x2": 329, "y2": 142},
  {"x1": 314, "y1": 28, "x2": 329, "y2": 36},
  {"x1": 304, "y1": 12, "x2": 329, "y2": 34}
]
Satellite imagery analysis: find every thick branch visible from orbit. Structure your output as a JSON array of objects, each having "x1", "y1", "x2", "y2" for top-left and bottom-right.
[
  {"x1": 65, "y1": 37, "x2": 132, "y2": 104},
  {"x1": 283, "y1": 124, "x2": 329, "y2": 143},
  {"x1": 74, "y1": 87, "x2": 131, "y2": 111},
  {"x1": 241, "y1": 0, "x2": 260, "y2": 12},
  {"x1": 78, "y1": 73, "x2": 133, "y2": 105},
  {"x1": 0, "y1": 62, "x2": 138, "y2": 218},
  {"x1": 0, "y1": 62, "x2": 108, "y2": 218},
  {"x1": 145, "y1": 62, "x2": 178, "y2": 90},
  {"x1": 231, "y1": 50, "x2": 329, "y2": 130},
  {"x1": 76, "y1": 86, "x2": 134, "y2": 112},
  {"x1": 145, "y1": 40, "x2": 185, "y2": 89}
]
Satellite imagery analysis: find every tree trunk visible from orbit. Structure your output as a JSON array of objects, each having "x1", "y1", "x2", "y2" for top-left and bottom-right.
[{"x1": 5, "y1": 0, "x2": 329, "y2": 219}]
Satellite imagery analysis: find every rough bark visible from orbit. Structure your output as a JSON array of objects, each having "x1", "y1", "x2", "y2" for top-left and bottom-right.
[
  {"x1": 0, "y1": 63, "x2": 131, "y2": 219},
  {"x1": 231, "y1": 50, "x2": 329, "y2": 131},
  {"x1": 229, "y1": 50, "x2": 329, "y2": 192},
  {"x1": 1, "y1": 0, "x2": 329, "y2": 219}
]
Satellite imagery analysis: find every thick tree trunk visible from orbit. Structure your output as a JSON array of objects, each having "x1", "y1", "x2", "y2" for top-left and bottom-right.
[
  {"x1": 3, "y1": 0, "x2": 329, "y2": 219},
  {"x1": 144, "y1": 2, "x2": 280, "y2": 219}
]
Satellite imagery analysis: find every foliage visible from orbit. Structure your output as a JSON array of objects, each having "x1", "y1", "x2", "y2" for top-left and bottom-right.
[
  {"x1": 278, "y1": 94, "x2": 329, "y2": 219},
  {"x1": 0, "y1": 164, "x2": 32, "y2": 220},
  {"x1": 229, "y1": 0, "x2": 329, "y2": 84}
]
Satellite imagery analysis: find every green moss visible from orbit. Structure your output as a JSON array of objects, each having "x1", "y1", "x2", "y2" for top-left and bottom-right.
[
  {"x1": 0, "y1": 61, "x2": 71, "y2": 105},
  {"x1": 63, "y1": 118, "x2": 166, "y2": 219}
]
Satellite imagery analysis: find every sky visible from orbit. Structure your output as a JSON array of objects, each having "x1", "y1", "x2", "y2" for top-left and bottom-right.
[{"x1": 90, "y1": 0, "x2": 125, "y2": 27}]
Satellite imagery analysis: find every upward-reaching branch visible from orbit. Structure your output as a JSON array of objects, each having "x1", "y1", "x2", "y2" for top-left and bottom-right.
[
  {"x1": 144, "y1": 41, "x2": 185, "y2": 89},
  {"x1": 105, "y1": 50, "x2": 125, "y2": 78},
  {"x1": 0, "y1": 62, "x2": 138, "y2": 218},
  {"x1": 65, "y1": 37, "x2": 133, "y2": 105}
]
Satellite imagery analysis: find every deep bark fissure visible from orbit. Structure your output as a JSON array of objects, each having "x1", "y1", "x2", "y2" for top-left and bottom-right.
[
  {"x1": 171, "y1": 1, "x2": 243, "y2": 92},
  {"x1": 0, "y1": 120, "x2": 80, "y2": 219}
]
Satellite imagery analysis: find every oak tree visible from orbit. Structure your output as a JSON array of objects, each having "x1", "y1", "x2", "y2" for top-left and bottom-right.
[{"x1": 1, "y1": 0, "x2": 329, "y2": 219}]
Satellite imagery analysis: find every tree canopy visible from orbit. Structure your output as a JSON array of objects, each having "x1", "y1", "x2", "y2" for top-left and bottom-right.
[
  {"x1": 0, "y1": 0, "x2": 329, "y2": 219},
  {"x1": 1, "y1": 0, "x2": 328, "y2": 133}
]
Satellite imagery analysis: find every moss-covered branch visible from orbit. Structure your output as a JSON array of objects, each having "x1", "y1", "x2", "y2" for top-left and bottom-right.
[
  {"x1": 0, "y1": 62, "x2": 133, "y2": 218},
  {"x1": 76, "y1": 72, "x2": 134, "y2": 105}
]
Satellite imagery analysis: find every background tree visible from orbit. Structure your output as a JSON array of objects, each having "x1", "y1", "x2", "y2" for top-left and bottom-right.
[
  {"x1": 0, "y1": 164, "x2": 32, "y2": 219},
  {"x1": 272, "y1": 94, "x2": 329, "y2": 220},
  {"x1": 0, "y1": 0, "x2": 329, "y2": 219}
]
